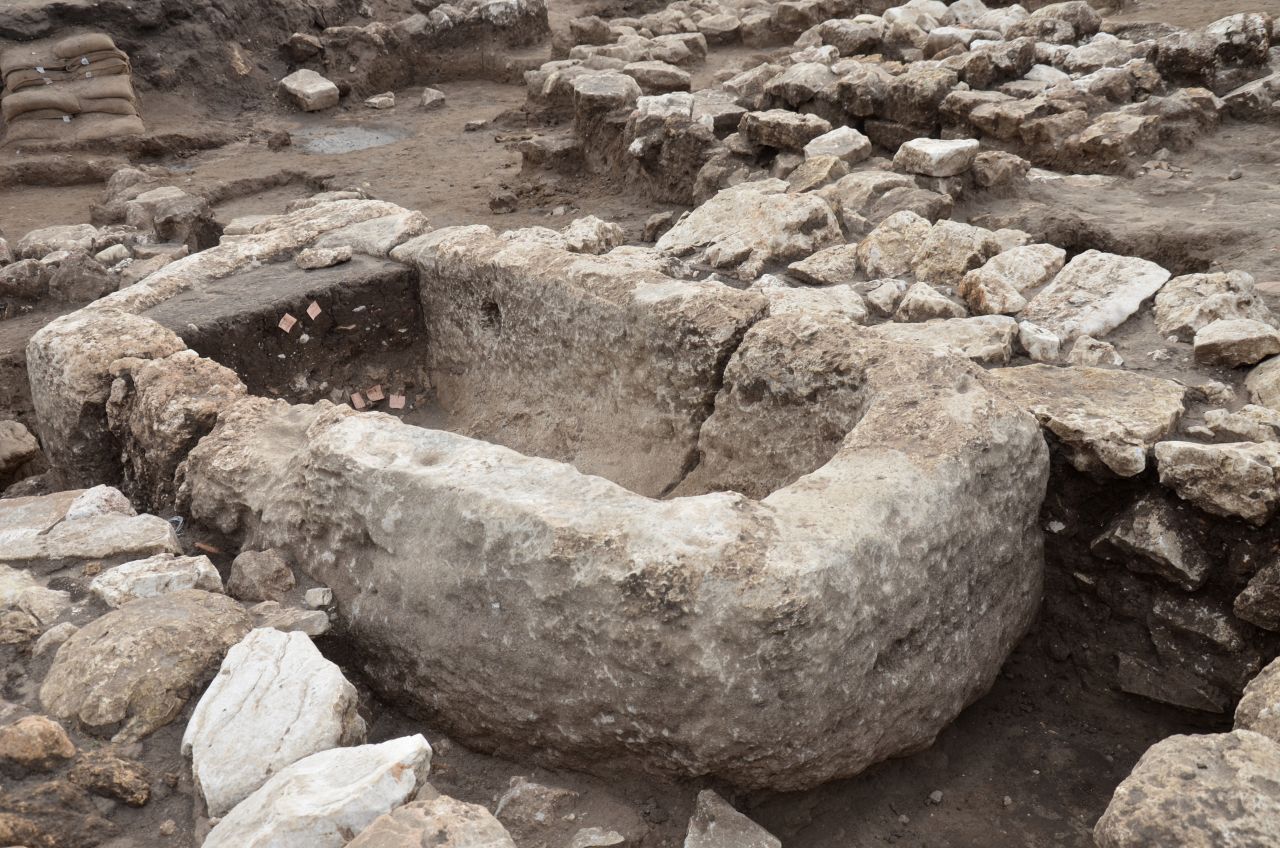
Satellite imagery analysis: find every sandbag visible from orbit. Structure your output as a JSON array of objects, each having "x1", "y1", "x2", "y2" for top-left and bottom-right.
[
  {"x1": 2, "y1": 86, "x2": 78, "y2": 120},
  {"x1": 1, "y1": 45, "x2": 59, "y2": 77},
  {"x1": 54, "y1": 33, "x2": 118, "y2": 59},
  {"x1": 74, "y1": 113, "x2": 144, "y2": 141},
  {"x1": 4, "y1": 54, "x2": 130, "y2": 91},
  {"x1": 1, "y1": 119, "x2": 65, "y2": 143},
  {"x1": 4, "y1": 76, "x2": 136, "y2": 120},
  {"x1": 8, "y1": 109, "x2": 74, "y2": 122},
  {"x1": 1, "y1": 33, "x2": 142, "y2": 146},
  {"x1": 79, "y1": 97, "x2": 138, "y2": 116}
]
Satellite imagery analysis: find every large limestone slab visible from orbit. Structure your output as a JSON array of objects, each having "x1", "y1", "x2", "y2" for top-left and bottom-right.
[
  {"x1": 183, "y1": 628, "x2": 366, "y2": 817},
  {"x1": 656, "y1": 181, "x2": 842, "y2": 279},
  {"x1": 989, "y1": 365, "x2": 1186, "y2": 477},
  {"x1": 1094, "y1": 731, "x2": 1280, "y2": 848},
  {"x1": 202, "y1": 735, "x2": 432, "y2": 848},
  {"x1": 398, "y1": 224, "x2": 766, "y2": 497},
  {"x1": 1020, "y1": 250, "x2": 1171, "y2": 341},
  {"x1": 869, "y1": 315, "x2": 1017, "y2": 365},
  {"x1": 347, "y1": 796, "x2": 517, "y2": 848},
  {"x1": 183, "y1": 311, "x2": 1047, "y2": 791},
  {"x1": 40, "y1": 590, "x2": 251, "y2": 742},
  {"x1": 0, "y1": 486, "x2": 180, "y2": 574}
]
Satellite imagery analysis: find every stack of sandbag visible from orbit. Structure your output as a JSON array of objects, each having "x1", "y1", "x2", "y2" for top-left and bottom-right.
[{"x1": 1, "y1": 32, "x2": 143, "y2": 146}]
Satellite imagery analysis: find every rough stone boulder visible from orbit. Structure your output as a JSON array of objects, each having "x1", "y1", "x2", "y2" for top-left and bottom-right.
[
  {"x1": 203, "y1": 735, "x2": 432, "y2": 848},
  {"x1": 1094, "y1": 731, "x2": 1280, "y2": 848},
  {"x1": 347, "y1": 796, "x2": 518, "y2": 848},
  {"x1": 40, "y1": 590, "x2": 251, "y2": 742},
  {"x1": 1091, "y1": 496, "x2": 1213, "y2": 591},
  {"x1": 182, "y1": 311, "x2": 1047, "y2": 790},
  {"x1": 1155, "y1": 441, "x2": 1280, "y2": 525},
  {"x1": 1236, "y1": 659, "x2": 1280, "y2": 745},
  {"x1": 183, "y1": 628, "x2": 366, "y2": 817},
  {"x1": 1021, "y1": 250, "x2": 1171, "y2": 341},
  {"x1": 738, "y1": 109, "x2": 832, "y2": 151},
  {"x1": 1193, "y1": 318, "x2": 1280, "y2": 367},
  {"x1": 89, "y1": 553, "x2": 223, "y2": 607},
  {"x1": 0, "y1": 486, "x2": 180, "y2": 574},
  {"x1": 1154, "y1": 271, "x2": 1273, "y2": 342},
  {"x1": 990, "y1": 366, "x2": 1186, "y2": 477},
  {"x1": 280, "y1": 69, "x2": 340, "y2": 111},
  {"x1": 893, "y1": 138, "x2": 980, "y2": 177},
  {"x1": 684, "y1": 790, "x2": 779, "y2": 848},
  {"x1": 28, "y1": 199, "x2": 417, "y2": 488},
  {"x1": 656, "y1": 180, "x2": 842, "y2": 279}
]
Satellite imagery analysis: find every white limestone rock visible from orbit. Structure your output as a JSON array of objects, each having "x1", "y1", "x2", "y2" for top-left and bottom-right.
[
  {"x1": 65, "y1": 485, "x2": 135, "y2": 521},
  {"x1": 802, "y1": 126, "x2": 872, "y2": 164},
  {"x1": 1154, "y1": 271, "x2": 1273, "y2": 342},
  {"x1": 1094, "y1": 731, "x2": 1280, "y2": 848},
  {"x1": 893, "y1": 282, "x2": 968, "y2": 322},
  {"x1": 991, "y1": 365, "x2": 1186, "y2": 477},
  {"x1": 910, "y1": 220, "x2": 1001, "y2": 286},
  {"x1": 0, "y1": 564, "x2": 70, "y2": 627},
  {"x1": 981, "y1": 244, "x2": 1067, "y2": 292},
  {"x1": 364, "y1": 92, "x2": 396, "y2": 109},
  {"x1": 248, "y1": 600, "x2": 332, "y2": 637},
  {"x1": 1204, "y1": 405, "x2": 1280, "y2": 442},
  {"x1": 202, "y1": 735, "x2": 432, "y2": 848},
  {"x1": 296, "y1": 246, "x2": 354, "y2": 270},
  {"x1": 787, "y1": 243, "x2": 859, "y2": 285},
  {"x1": 0, "y1": 493, "x2": 180, "y2": 573},
  {"x1": 1021, "y1": 250, "x2": 1171, "y2": 341},
  {"x1": 1246, "y1": 356, "x2": 1280, "y2": 412},
  {"x1": 561, "y1": 216, "x2": 625, "y2": 255},
  {"x1": 1017, "y1": 320, "x2": 1061, "y2": 362},
  {"x1": 749, "y1": 275, "x2": 867, "y2": 323},
  {"x1": 1091, "y1": 496, "x2": 1212, "y2": 591},
  {"x1": 656, "y1": 181, "x2": 842, "y2": 279},
  {"x1": 892, "y1": 138, "x2": 980, "y2": 177},
  {"x1": 348, "y1": 795, "x2": 518, "y2": 848},
  {"x1": 421, "y1": 87, "x2": 447, "y2": 110},
  {"x1": 280, "y1": 70, "x2": 341, "y2": 112},
  {"x1": 684, "y1": 790, "x2": 779, "y2": 848},
  {"x1": 856, "y1": 210, "x2": 932, "y2": 278},
  {"x1": 1193, "y1": 318, "x2": 1280, "y2": 367},
  {"x1": 1155, "y1": 441, "x2": 1280, "y2": 525},
  {"x1": 183, "y1": 628, "x2": 367, "y2": 817},
  {"x1": 1237, "y1": 659, "x2": 1280, "y2": 746},
  {"x1": 865, "y1": 278, "x2": 909, "y2": 316},
  {"x1": 1068, "y1": 335, "x2": 1123, "y2": 367},
  {"x1": 90, "y1": 554, "x2": 223, "y2": 607},
  {"x1": 738, "y1": 109, "x2": 832, "y2": 151},
  {"x1": 872, "y1": 315, "x2": 1017, "y2": 365}
]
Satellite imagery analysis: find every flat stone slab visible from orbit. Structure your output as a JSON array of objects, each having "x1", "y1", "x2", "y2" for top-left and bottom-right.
[
  {"x1": 1020, "y1": 249, "x2": 1171, "y2": 341},
  {"x1": 989, "y1": 365, "x2": 1186, "y2": 477}
]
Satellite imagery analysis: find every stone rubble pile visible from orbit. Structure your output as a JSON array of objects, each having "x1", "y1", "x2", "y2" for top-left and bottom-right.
[{"x1": 521, "y1": 2, "x2": 1278, "y2": 204}]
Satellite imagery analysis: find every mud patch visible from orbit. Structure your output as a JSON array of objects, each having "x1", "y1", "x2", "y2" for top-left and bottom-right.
[{"x1": 292, "y1": 125, "x2": 413, "y2": 155}]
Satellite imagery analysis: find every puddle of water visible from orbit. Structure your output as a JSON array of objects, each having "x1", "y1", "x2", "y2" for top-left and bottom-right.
[{"x1": 293, "y1": 125, "x2": 410, "y2": 155}]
